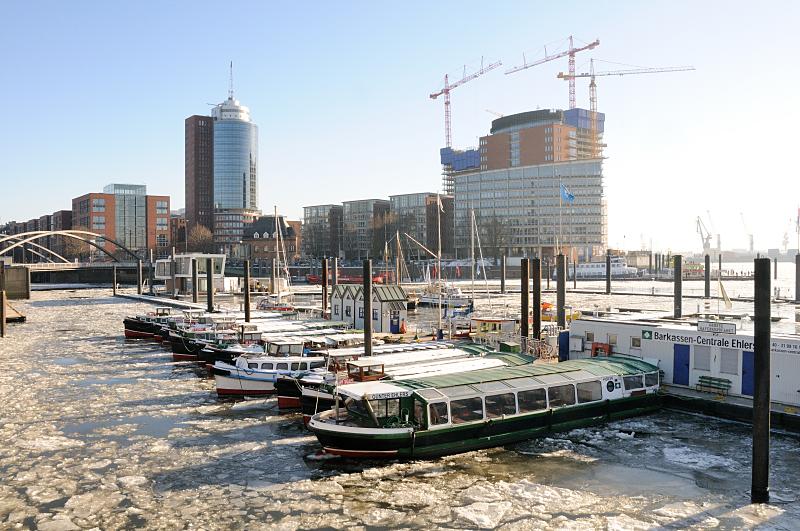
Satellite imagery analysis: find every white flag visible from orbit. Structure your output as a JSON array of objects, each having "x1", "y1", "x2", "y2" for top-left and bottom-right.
[
  {"x1": 437, "y1": 195, "x2": 444, "y2": 213},
  {"x1": 719, "y1": 278, "x2": 732, "y2": 310}
]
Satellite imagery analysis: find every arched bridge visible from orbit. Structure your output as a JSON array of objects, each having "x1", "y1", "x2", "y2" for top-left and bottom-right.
[{"x1": 0, "y1": 230, "x2": 143, "y2": 270}]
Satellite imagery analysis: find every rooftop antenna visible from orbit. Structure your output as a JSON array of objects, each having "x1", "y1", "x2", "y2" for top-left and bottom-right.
[{"x1": 228, "y1": 61, "x2": 234, "y2": 99}]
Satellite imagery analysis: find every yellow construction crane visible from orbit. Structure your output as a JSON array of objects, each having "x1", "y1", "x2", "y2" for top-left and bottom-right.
[{"x1": 558, "y1": 61, "x2": 695, "y2": 158}]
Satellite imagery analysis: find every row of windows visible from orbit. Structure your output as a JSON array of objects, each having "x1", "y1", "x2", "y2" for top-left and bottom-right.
[{"x1": 246, "y1": 360, "x2": 326, "y2": 371}]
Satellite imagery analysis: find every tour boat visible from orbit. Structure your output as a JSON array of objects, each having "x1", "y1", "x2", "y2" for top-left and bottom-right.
[
  {"x1": 417, "y1": 282, "x2": 472, "y2": 307},
  {"x1": 308, "y1": 356, "x2": 660, "y2": 459},
  {"x1": 552, "y1": 256, "x2": 638, "y2": 280},
  {"x1": 212, "y1": 355, "x2": 326, "y2": 396}
]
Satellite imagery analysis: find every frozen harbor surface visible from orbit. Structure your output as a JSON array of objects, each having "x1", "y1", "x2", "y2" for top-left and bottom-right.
[{"x1": 1, "y1": 289, "x2": 799, "y2": 529}]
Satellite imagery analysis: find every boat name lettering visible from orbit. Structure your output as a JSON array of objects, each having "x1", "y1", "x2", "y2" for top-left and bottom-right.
[{"x1": 367, "y1": 392, "x2": 412, "y2": 399}]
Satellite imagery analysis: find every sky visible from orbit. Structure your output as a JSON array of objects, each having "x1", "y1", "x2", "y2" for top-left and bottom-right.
[{"x1": 1, "y1": 1, "x2": 798, "y2": 253}]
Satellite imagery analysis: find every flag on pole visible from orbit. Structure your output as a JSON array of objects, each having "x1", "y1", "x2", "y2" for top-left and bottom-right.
[
  {"x1": 560, "y1": 183, "x2": 575, "y2": 205},
  {"x1": 437, "y1": 194, "x2": 444, "y2": 213}
]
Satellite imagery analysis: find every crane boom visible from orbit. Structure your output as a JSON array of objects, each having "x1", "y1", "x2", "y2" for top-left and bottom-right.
[
  {"x1": 429, "y1": 59, "x2": 502, "y2": 149},
  {"x1": 558, "y1": 65, "x2": 695, "y2": 79},
  {"x1": 506, "y1": 36, "x2": 599, "y2": 109}
]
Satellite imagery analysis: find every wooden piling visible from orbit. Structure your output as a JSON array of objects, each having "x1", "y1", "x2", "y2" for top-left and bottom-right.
[
  {"x1": 674, "y1": 255, "x2": 682, "y2": 319},
  {"x1": 0, "y1": 266, "x2": 6, "y2": 338},
  {"x1": 704, "y1": 254, "x2": 711, "y2": 298},
  {"x1": 795, "y1": 254, "x2": 800, "y2": 302},
  {"x1": 500, "y1": 255, "x2": 506, "y2": 294},
  {"x1": 605, "y1": 250, "x2": 611, "y2": 295},
  {"x1": 206, "y1": 257, "x2": 214, "y2": 312},
  {"x1": 112, "y1": 266, "x2": 117, "y2": 296},
  {"x1": 332, "y1": 258, "x2": 338, "y2": 286},
  {"x1": 532, "y1": 258, "x2": 541, "y2": 340},
  {"x1": 363, "y1": 260, "x2": 372, "y2": 355},
  {"x1": 520, "y1": 258, "x2": 529, "y2": 344},
  {"x1": 774, "y1": 256, "x2": 778, "y2": 280},
  {"x1": 191, "y1": 258, "x2": 198, "y2": 303},
  {"x1": 557, "y1": 254, "x2": 566, "y2": 328},
  {"x1": 244, "y1": 260, "x2": 251, "y2": 323},
  {"x1": 137, "y1": 259, "x2": 143, "y2": 295},
  {"x1": 751, "y1": 257, "x2": 771, "y2": 504}
]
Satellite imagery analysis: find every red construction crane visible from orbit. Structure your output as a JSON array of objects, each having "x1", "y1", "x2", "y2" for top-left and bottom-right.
[
  {"x1": 558, "y1": 61, "x2": 695, "y2": 157},
  {"x1": 430, "y1": 58, "x2": 502, "y2": 148},
  {"x1": 506, "y1": 36, "x2": 599, "y2": 110}
]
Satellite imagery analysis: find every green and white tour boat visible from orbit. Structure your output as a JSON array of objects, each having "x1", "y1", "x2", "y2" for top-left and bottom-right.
[{"x1": 308, "y1": 356, "x2": 660, "y2": 459}]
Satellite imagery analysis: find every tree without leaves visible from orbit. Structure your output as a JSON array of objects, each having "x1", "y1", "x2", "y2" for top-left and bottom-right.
[{"x1": 187, "y1": 225, "x2": 215, "y2": 254}]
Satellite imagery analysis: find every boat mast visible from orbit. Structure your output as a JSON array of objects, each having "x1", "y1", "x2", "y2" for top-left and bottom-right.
[
  {"x1": 437, "y1": 194, "x2": 442, "y2": 333},
  {"x1": 396, "y1": 230, "x2": 401, "y2": 285},
  {"x1": 470, "y1": 209, "x2": 475, "y2": 301}
]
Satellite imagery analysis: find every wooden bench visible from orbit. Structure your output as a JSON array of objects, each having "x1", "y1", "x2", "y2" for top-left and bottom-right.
[{"x1": 696, "y1": 376, "x2": 732, "y2": 396}]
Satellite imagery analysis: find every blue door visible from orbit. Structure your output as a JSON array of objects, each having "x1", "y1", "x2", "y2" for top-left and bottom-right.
[
  {"x1": 742, "y1": 351, "x2": 754, "y2": 396},
  {"x1": 673, "y1": 344, "x2": 690, "y2": 385}
]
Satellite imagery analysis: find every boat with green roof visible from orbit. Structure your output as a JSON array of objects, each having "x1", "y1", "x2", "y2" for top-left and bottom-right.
[{"x1": 307, "y1": 356, "x2": 661, "y2": 459}]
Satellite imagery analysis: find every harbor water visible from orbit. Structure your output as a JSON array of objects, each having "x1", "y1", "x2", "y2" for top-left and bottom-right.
[{"x1": 1, "y1": 289, "x2": 800, "y2": 529}]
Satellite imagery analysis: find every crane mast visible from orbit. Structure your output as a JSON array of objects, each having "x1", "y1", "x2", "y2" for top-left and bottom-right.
[{"x1": 430, "y1": 58, "x2": 502, "y2": 148}]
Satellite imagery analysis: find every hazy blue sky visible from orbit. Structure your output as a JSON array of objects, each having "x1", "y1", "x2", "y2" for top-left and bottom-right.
[{"x1": 1, "y1": 1, "x2": 798, "y2": 252}]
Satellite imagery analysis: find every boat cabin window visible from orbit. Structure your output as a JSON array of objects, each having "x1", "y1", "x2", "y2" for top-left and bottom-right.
[
  {"x1": 585, "y1": 332, "x2": 595, "y2": 342},
  {"x1": 291, "y1": 362, "x2": 300, "y2": 370},
  {"x1": 276, "y1": 363, "x2": 288, "y2": 370},
  {"x1": 310, "y1": 361, "x2": 325, "y2": 369},
  {"x1": 450, "y1": 397, "x2": 483, "y2": 424},
  {"x1": 623, "y1": 375, "x2": 644, "y2": 390},
  {"x1": 548, "y1": 384, "x2": 576, "y2": 407},
  {"x1": 429, "y1": 402, "x2": 449, "y2": 425},
  {"x1": 485, "y1": 393, "x2": 516, "y2": 418},
  {"x1": 248, "y1": 363, "x2": 258, "y2": 369},
  {"x1": 413, "y1": 399, "x2": 425, "y2": 426},
  {"x1": 645, "y1": 372, "x2": 659, "y2": 387},
  {"x1": 369, "y1": 399, "x2": 400, "y2": 419},
  {"x1": 576, "y1": 381, "x2": 602, "y2": 403},
  {"x1": 517, "y1": 389, "x2": 547, "y2": 413},
  {"x1": 260, "y1": 363, "x2": 273, "y2": 370}
]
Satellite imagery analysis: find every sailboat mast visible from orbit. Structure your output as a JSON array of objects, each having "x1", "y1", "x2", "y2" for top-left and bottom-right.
[
  {"x1": 396, "y1": 230, "x2": 401, "y2": 285},
  {"x1": 437, "y1": 194, "x2": 442, "y2": 333},
  {"x1": 470, "y1": 209, "x2": 475, "y2": 300}
]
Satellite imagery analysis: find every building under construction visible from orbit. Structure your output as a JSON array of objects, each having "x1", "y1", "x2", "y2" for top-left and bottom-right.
[{"x1": 451, "y1": 109, "x2": 607, "y2": 261}]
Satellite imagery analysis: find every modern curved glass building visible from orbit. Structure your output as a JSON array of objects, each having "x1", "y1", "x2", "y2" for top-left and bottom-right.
[
  {"x1": 210, "y1": 96, "x2": 260, "y2": 249},
  {"x1": 212, "y1": 97, "x2": 258, "y2": 211}
]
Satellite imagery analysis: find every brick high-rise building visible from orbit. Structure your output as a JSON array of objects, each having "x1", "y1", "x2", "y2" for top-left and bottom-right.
[{"x1": 185, "y1": 115, "x2": 214, "y2": 234}]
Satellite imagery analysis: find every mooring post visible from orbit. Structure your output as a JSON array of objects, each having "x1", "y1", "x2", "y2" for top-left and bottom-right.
[
  {"x1": 112, "y1": 265, "x2": 117, "y2": 296},
  {"x1": 170, "y1": 247, "x2": 177, "y2": 299},
  {"x1": 0, "y1": 266, "x2": 6, "y2": 338},
  {"x1": 332, "y1": 258, "x2": 338, "y2": 286},
  {"x1": 532, "y1": 258, "x2": 541, "y2": 340},
  {"x1": 751, "y1": 257, "x2": 771, "y2": 504},
  {"x1": 704, "y1": 254, "x2": 711, "y2": 298},
  {"x1": 605, "y1": 250, "x2": 611, "y2": 295},
  {"x1": 270, "y1": 258, "x2": 276, "y2": 294},
  {"x1": 795, "y1": 254, "x2": 800, "y2": 302},
  {"x1": 774, "y1": 256, "x2": 778, "y2": 281},
  {"x1": 572, "y1": 256, "x2": 577, "y2": 289},
  {"x1": 321, "y1": 257, "x2": 329, "y2": 319},
  {"x1": 363, "y1": 259, "x2": 372, "y2": 355},
  {"x1": 674, "y1": 255, "x2": 683, "y2": 319},
  {"x1": 24, "y1": 267, "x2": 31, "y2": 299},
  {"x1": 191, "y1": 258, "x2": 198, "y2": 303},
  {"x1": 649, "y1": 252, "x2": 653, "y2": 275},
  {"x1": 520, "y1": 258, "x2": 529, "y2": 348},
  {"x1": 137, "y1": 259, "x2": 143, "y2": 295},
  {"x1": 243, "y1": 259, "x2": 251, "y2": 323},
  {"x1": 500, "y1": 255, "x2": 506, "y2": 294},
  {"x1": 206, "y1": 257, "x2": 214, "y2": 312},
  {"x1": 546, "y1": 258, "x2": 551, "y2": 290},
  {"x1": 557, "y1": 254, "x2": 566, "y2": 328},
  {"x1": 719, "y1": 253, "x2": 723, "y2": 280}
]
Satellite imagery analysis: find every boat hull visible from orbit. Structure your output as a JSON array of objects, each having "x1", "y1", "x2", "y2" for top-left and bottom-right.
[
  {"x1": 213, "y1": 367, "x2": 277, "y2": 397},
  {"x1": 310, "y1": 394, "x2": 660, "y2": 459}
]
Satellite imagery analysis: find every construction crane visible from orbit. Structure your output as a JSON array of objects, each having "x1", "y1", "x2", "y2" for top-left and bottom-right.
[
  {"x1": 706, "y1": 210, "x2": 721, "y2": 253},
  {"x1": 484, "y1": 109, "x2": 504, "y2": 118},
  {"x1": 696, "y1": 216, "x2": 712, "y2": 255},
  {"x1": 430, "y1": 58, "x2": 502, "y2": 148},
  {"x1": 558, "y1": 61, "x2": 695, "y2": 158},
  {"x1": 740, "y1": 212, "x2": 754, "y2": 253},
  {"x1": 506, "y1": 36, "x2": 599, "y2": 110}
]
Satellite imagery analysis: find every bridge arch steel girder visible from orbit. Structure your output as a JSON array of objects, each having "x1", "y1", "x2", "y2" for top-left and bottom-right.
[
  {"x1": 0, "y1": 231, "x2": 141, "y2": 262},
  {"x1": 0, "y1": 236, "x2": 70, "y2": 263}
]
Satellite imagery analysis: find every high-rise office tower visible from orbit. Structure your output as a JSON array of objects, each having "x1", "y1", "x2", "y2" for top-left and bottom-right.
[{"x1": 185, "y1": 115, "x2": 214, "y2": 233}]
